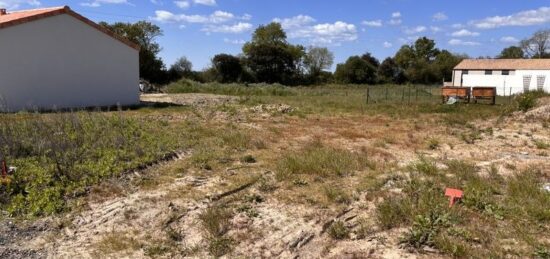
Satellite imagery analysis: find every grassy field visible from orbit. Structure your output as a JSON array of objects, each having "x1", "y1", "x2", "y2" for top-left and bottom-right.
[{"x1": 1, "y1": 82, "x2": 549, "y2": 258}]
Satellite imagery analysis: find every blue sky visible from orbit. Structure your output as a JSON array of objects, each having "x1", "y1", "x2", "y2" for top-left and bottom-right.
[{"x1": 2, "y1": 0, "x2": 550, "y2": 70}]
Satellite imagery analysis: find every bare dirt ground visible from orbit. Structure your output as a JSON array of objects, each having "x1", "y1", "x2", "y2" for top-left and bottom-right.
[{"x1": 2, "y1": 94, "x2": 549, "y2": 258}]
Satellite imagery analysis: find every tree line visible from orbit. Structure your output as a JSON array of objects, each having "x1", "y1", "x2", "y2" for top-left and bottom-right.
[{"x1": 99, "y1": 21, "x2": 550, "y2": 86}]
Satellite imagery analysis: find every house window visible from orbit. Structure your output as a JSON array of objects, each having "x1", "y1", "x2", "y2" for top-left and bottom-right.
[
  {"x1": 485, "y1": 70, "x2": 493, "y2": 75},
  {"x1": 463, "y1": 70, "x2": 469, "y2": 75},
  {"x1": 502, "y1": 70, "x2": 510, "y2": 75}
]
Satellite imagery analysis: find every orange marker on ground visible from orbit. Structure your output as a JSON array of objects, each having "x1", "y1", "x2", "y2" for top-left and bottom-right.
[{"x1": 445, "y1": 188, "x2": 463, "y2": 208}]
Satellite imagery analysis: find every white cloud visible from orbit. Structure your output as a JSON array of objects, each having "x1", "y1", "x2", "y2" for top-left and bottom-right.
[
  {"x1": 274, "y1": 15, "x2": 358, "y2": 45},
  {"x1": 362, "y1": 20, "x2": 382, "y2": 27},
  {"x1": 451, "y1": 29, "x2": 480, "y2": 37},
  {"x1": 153, "y1": 10, "x2": 237, "y2": 24},
  {"x1": 273, "y1": 15, "x2": 316, "y2": 29},
  {"x1": 0, "y1": 0, "x2": 40, "y2": 9},
  {"x1": 224, "y1": 38, "x2": 246, "y2": 44},
  {"x1": 432, "y1": 12, "x2": 448, "y2": 21},
  {"x1": 430, "y1": 26, "x2": 442, "y2": 33},
  {"x1": 452, "y1": 23, "x2": 464, "y2": 29},
  {"x1": 404, "y1": 26, "x2": 426, "y2": 35},
  {"x1": 193, "y1": 0, "x2": 215, "y2": 5},
  {"x1": 500, "y1": 36, "x2": 519, "y2": 43},
  {"x1": 174, "y1": 0, "x2": 189, "y2": 9},
  {"x1": 470, "y1": 6, "x2": 550, "y2": 29},
  {"x1": 203, "y1": 22, "x2": 252, "y2": 33},
  {"x1": 81, "y1": 0, "x2": 129, "y2": 7},
  {"x1": 383, "y1": 41, "x2": 392, "y2": 48},
  {"x1": 448, "y1": 39, "x2": 480, "y2": 46},
  {"x1": 388, "y1": 11, "x2": 402, "y2": 25}
]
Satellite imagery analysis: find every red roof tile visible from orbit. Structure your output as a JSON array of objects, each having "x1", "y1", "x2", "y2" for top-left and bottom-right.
[
  {"x1": 455, "y1": 59, "x2": 550, "y2": 70},
  {"x1": 0, "y1": 6, "x2": 139, "y2": 50}
]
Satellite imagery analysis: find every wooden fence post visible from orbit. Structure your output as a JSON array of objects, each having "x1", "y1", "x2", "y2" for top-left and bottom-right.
[{"x1": 366, "y1": 87, "x2": 370, "y2": 104}]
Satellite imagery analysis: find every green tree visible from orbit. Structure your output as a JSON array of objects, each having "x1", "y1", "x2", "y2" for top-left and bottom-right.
[
  {"x1": 303, "y1": 47, "x2": 334, "y2": 82},
  {"x1": 377, "y1": 57, "x2": 406, "y2": 84},
  {"x1": 498, "y1": 46, "x2": 524, "y2": 59},
  {"x1": 243, "y1": 23, "x2": 305, "y2": 84},
  {"x1": 170, "y1": 56, "x2": 193, "y2": 76},
  {"x1": 433, "y1": 50, "x2": 465, "y2": 82},
  {"x1": 212, "y1": 54, "x2": 244, "y2": 83},
  {"x1": 395, "y1": 37, "x2": 441, "y2": 84},
  {"x1": 100, "y1": 21, "x2": 167, "y2": 84},
  {"x1": 335, "y1": 55, "x2": 378, "y2": 84}
]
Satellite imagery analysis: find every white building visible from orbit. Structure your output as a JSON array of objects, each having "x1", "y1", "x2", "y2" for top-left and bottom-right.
[
  {"x1": 452, "y1": 59, "x2": 550, "y2": 96},
  {"x1": 0, "y1": 6, "x2": 140, "y2": 111}
]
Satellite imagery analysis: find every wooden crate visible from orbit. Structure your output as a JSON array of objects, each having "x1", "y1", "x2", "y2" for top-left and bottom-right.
[
  {"x1": 472, "y1": 87, "x2": 496, "y2": 105},
  {"x1": 441, "y1": 87, "x2": 471, "y2": 103}
]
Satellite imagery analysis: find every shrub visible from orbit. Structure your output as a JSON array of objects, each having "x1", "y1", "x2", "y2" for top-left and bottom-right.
[
  {"x1": 328, "y1": 221, "x2": 349, "y2": 240},
  {"x1": 240, "y1": 155, "x2": 256, "y2": 163},
  {"x1": 401, "y1": 210, "x2": 451, "y2": 249},
  {"x1": 516, "y1": 92, "x2": 539, "y2": 112}
]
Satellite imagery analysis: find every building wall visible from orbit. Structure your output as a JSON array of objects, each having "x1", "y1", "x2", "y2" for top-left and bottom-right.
[
  {"x1": 453, "y1": 69, "x2": 550, "y2": 95},
  {"x1": 0, "y1": 14, "x2": 139, "y2": 111}
]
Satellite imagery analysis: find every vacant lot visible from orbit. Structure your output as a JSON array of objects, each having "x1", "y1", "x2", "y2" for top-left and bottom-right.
[{"x1": 1, "y1": 84, "x2": 549, "y2": 258}]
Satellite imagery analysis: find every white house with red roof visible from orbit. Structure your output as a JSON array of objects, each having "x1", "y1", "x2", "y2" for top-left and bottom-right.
[{"x1": 0, "y1": 6, "x2": 139, "y2": 111}]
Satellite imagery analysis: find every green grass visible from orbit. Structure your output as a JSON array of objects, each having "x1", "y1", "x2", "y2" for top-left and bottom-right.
[
  {"x1": 275, "y1": 140, "x2": 371, "y2": 180},
  {"x1": 198, "y1": 205, "x2": 234, "y2": 257},
  {"x1": 374, "y1": 159, "x2": 550, "y2": 258},
  {"x1": 0, "y1": 112, "x2": 181, "y2": 217}
]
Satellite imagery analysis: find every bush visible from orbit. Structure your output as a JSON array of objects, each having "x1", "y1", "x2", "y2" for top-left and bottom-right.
[
  {"x1": 401, "y1": 210, "x2": 451, "y2": 248},
  {"x1": 516, "y1": 91, "x2": 545, "y2": 112},
  {"x1": 328, "y1": 221, "x2": 349, "y2": 240}
]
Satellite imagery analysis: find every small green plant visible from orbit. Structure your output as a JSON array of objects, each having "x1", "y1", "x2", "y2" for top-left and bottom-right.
[
  {"x1": 427, "y1": 138, "x2": 440, "y2": 150},
  {"x1": 240, "y1": 154, "x2": 257, "y2": 163},
  {"x1": 207, "y1": 237, "x2": 234, "y2": 257},
  {"x1": 516, "y1": 92, "x2": 538, "y2": 112},
  {"x1": 411, "y1": 157, "x2": 439, "y2": 176},
  {"x1": 534, "y1": 140, "x2": 550, "y2": 150},
  {"x1": 376, "y1": 197, "x2": 410, "y2": 230},
  {"x1": 328, "y1": 221, "x2": 349, "y2": 240},
  {"x1": 199, "y1": 205, "x2": 234, "y2": 256},
  {"x1": 257, "y1": 176, "x2": 277, "y2": 193},
  {"x1": 401, "y1": 210, "x2": 451, "y2": 249},
  {"x1": 323, "y1": 186, "x2": 351, "y2": 204}
]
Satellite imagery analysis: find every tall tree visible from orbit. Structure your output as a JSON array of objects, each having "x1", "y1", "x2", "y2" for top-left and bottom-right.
[
  {"x1": 395, "y1": 37, "x2": 441, "y2": 84},
  {"x1": 100, "y1": 21, "x2": 166, "y2": 83},
  {"x1": 378, "y1": 57, "x2": 405, "y2": 84},
  {"x1": 243, "y1": 23, "x2": 305, "y2": 84},
  {"x1": 335, "y1": 56, "x2": 378, "y2": 84},
  {"x1": 498, "y1": 46, "x2": 525, "y2": 59},
  {"x1": 303, "y1": 47, "x2": 334, "y2": 76},
  {"x1": 520, "y1": 29, "x2": 550, "y2": 58},
  {"x1": 212, "y1": 54, "x2": 243, "y2": 83},
  {"x1": 170, "y1": 56, "x2": 193, "y2": 77}
]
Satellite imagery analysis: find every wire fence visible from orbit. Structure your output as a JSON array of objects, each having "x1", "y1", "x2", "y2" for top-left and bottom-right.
[{"x1": 364, "y1": 86, "x2": 527, "y2": 105}]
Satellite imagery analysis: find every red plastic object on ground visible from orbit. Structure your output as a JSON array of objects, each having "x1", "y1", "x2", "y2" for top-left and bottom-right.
[{"x1": 445, "y1": 188, "x2": 463, "y2": 208}]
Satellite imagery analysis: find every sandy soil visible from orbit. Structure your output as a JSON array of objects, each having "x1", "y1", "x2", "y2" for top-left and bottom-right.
[{"x1": 2, "y1": 95, "x2": 549, "y2": 259}]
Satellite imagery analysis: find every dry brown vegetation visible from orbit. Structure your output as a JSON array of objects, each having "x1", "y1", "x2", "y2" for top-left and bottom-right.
[{"x1": 1, "y1": 86, "x2": 549, "y2": 258}]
